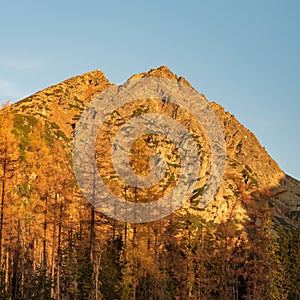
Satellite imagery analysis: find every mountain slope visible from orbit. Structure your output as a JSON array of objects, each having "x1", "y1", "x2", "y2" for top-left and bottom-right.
[{"x1": 1, "y1": 66, "x2": 300, "y2": 299}]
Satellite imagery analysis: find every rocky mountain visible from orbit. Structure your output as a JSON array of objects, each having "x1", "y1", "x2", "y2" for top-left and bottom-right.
[
  {"x1": 7, "y1": 66, "x2": 300, "y2": 230},
  {"x1": 1, "y1": 66, "x2": 300, "y2": 299},
  {"x1": 12, "y1": 70, "x2": 113, "y2": 138}
]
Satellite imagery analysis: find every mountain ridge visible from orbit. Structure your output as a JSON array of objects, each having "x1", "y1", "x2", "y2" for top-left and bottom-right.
[{"x1": 3, "y1": 66, "x2": 300, "y2": 230}]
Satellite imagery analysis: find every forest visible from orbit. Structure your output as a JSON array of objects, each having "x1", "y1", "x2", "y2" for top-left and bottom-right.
[{"x1": 0, "y1": 105, "x2": 300, "y2": 300}]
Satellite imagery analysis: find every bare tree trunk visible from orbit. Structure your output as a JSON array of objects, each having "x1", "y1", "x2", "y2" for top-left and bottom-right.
[
  {"x1": 51, "y1": 205, "x2": 57, "y2": 299},
  {"x1": 90, "y1": 207, "x2": 95, "y2": 262},
  {"x1": 90, "y1": 163, "x2": 97, "y2": 262},
  {"x1": 132, "y1": 187, "x2": 137, "y2": 300},
  {"x1": 43, "y1": 194, "x2": 48, "y2": 267},
  {"x1": 5, "y1": 250, "x2": 9, "y2": 291},
  {"x1": 94, "y1": 254, "x2": 101, "y2": 300},
  {"x1": 89, "y1": 164, "x2": 97, "y2": 299},
  {"x1": 56, "y1": 194, "x2": 63, "y2": 300},
  {"x1": 124, "y1": 187, "x2": 128, "y2": 260},
  {"x1": 0, "y1": 147, "x2": 7, "y2": 270},
  {"x1": 0, "y1": 179, "x2": 5, "y2": 291}
]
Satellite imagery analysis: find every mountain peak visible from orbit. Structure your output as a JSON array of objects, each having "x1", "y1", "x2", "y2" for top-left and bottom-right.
[
  {"x1": 16, "y1": 69, "x2": 111, "y2": 106},
  {"x1": 128, "y1": 65, "x2": 192, "y2": 88},
  {"x1": 12, "y1": 69, "x2": 113, "y2": 137}
]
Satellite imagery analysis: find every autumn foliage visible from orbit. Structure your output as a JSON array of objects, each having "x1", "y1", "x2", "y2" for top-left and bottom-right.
[{"x1": 0, "y1": 107, "x2": 299, "y2": 300}]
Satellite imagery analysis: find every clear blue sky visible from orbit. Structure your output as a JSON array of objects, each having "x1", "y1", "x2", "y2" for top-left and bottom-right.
[{"x1": 0, "y1": 0, "x2": 299, "y2": 179}]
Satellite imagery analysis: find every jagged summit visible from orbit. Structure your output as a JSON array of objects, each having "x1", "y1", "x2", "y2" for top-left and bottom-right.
[{"x1": 128, "y1": 65, "x2": 192, "y2": 88}]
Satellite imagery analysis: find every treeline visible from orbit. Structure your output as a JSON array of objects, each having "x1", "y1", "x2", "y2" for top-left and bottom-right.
[{"x1": 0, "y1": 107, "x2": 300, "y2": 299}]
